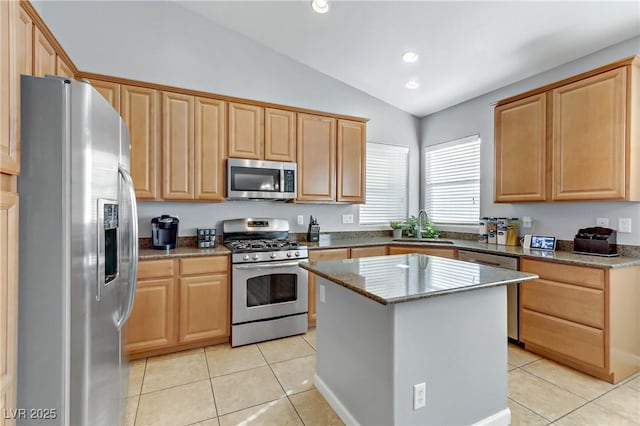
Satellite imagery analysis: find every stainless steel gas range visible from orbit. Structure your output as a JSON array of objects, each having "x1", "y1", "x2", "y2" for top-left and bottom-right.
[{"x1": 223, "y1": 218, "x2": 309, "y2": 347}]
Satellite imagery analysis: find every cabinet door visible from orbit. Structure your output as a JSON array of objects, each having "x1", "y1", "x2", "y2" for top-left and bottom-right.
[
  {"x1": 125, "y1": 278, "x2": 176, "y2": 353},
  {"x1": 33, "y1": 27, "x2": 55, "y2": 78},
  {"x1": 350, "y1": 246, "x2": 387, "y2": 258},
  {"x1": 91, "y1": 80, "x2": 120, "y2": 111},
  {"x1": 1, "y1": 1, "x2": 12, "y2": 176},
  {"x1": 0, "y1": 191, "x2": 18, "y2": 425},
  {"x1": 297, "y1": 114, "x2": 336, "y2": 201},
  {"x1": 162, "y1": 92, "x2": 194, "y2": 200},
  {"x1": 388, "y1": 246, "x2": 457, "y2": 259},
  {"x1": 121, "y1": 85, "x2": 160, "y2": 199},
  {"x1": 494, "y1": 93, "x2": 547, "y2": 202},
  {"x1": 228, "y1": 102, "x2": 263, "y2": 160},
  {"x1": 195, "y1": 97, "x2": 226, "y2": 201},
  {"x1": 337, "y1": 119, "x2": 366, "y2": 203},
  {"x1": 308, "y1": 249, "x2": 349, "y2": 324},
  {"x1": 552, "y1": 68, "x2": 626, "y2": 200},
  {"x1": 55, "y1": 55, "x2": 73, "y2": 79},
  {"x1": 179, "y1": 274, "x2": 229, "y2": 343},
  {"x1": 265, "y1": 108, "x2": 296, "y2": 162}
]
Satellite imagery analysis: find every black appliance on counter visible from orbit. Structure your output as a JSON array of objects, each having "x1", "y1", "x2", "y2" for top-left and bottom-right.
[
  {"x1": 152, "y1": 215, "x2": 179, "y2": 250},
  {"x1": 307, "y1": 215, "x2": 320, "y2": 242},
  {"x1": 574, "y1": 226, "x2": 618, "y2": 256}
]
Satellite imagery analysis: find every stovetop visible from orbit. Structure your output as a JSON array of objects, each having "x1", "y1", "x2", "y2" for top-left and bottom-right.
[{"x1": 225, "y1": 239, "x2": 306, "y2": 253}]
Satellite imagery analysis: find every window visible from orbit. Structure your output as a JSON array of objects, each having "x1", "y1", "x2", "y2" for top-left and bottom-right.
[
  {"x1": 359, "y1": 142, "x2": 409, "y2": 224},
  {"x1": 424, "y1": 135, "x2": 480, "y2": 224}
]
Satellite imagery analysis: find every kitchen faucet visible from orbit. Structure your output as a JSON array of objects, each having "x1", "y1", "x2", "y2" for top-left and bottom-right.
[{"x1": 417, "y1": 209, "x2": 429, "y2": 240}]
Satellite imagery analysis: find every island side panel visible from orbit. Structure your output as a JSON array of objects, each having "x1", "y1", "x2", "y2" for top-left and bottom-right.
[
  {"x1": 315, "y1": 276, "x2": 395, "y2": 426},
  {"x1": 392, "y1": 285, "x2": 509, "y2": 425}
]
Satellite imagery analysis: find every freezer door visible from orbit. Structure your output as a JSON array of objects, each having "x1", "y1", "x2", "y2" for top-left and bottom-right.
[{"x1": 68, "y1": 79, "x2": 125, "y2": 426}]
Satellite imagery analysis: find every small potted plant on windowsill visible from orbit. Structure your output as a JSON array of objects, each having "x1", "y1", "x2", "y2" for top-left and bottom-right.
[{"x1": 390, "y1": 221, "x2": 405, "y2": 239}]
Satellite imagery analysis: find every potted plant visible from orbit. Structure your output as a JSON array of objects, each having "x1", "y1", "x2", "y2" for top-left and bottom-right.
[
  {"x1": 390, "y1": 221, "x2": 405, "y2": 239},
  {"x1": 406, "y1": 215, "x2": 440, "y2": 238}
]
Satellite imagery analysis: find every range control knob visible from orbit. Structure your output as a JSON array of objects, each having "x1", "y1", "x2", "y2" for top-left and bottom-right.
[
  {"x1": 286, "y1": 252, "x2": 293, "y2": 257},
  {"x1": 243, "y1": 255, "x2": 250, "y2": 261},
  {"x1": 252, "y1": 254, "x2": 259, "y2": 261},
  {"x1": 295, "y1": 251, "x2": 300, "y2": 257},
  {"x1": 270, "y1": 252, "x2": 277, "y2": 259}
]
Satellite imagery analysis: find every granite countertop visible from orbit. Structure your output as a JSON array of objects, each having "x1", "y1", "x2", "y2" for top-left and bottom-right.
[
  {"x1": 303, "y1": 237, "x2": 640, "y2": 269},
  {"x1": 300, "y1": 253, "x2": 539, "y2": 305},
  {"x1": 139, "y1": 245, "x2": 230, "y2": 260}
]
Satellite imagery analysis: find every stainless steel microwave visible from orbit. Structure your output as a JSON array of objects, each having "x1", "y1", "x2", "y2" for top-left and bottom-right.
[{"x1": 227, "y1": 158, "x2": 297, "y2": 200}]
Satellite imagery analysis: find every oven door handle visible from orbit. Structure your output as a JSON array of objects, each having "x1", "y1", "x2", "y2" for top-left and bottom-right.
[{"x1": 235, "y1": 261, "x2": 303, "y2": 270}]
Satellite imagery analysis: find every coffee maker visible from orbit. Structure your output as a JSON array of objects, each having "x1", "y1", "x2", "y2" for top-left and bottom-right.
[{"x1": 151, "y1": 215, "x2": 179, "y2": 250}]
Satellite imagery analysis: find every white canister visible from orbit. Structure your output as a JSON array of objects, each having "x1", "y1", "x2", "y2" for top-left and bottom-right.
[
  {"x1": 488, "y1": 231, "x2": 497, "y2": 244},
  {"x1": 497, "y1": 230, "x2": 507, "y2": 245}
]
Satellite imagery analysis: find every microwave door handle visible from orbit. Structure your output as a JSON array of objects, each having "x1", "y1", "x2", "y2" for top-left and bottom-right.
[
  {"x1": 235, "y1": 262, "x2": 302, "y2": 270},
  {"x1": 116, "y1": 166, "x2": 139, "y2": 330}
]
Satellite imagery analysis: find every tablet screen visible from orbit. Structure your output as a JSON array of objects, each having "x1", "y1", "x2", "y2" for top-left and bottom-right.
[{"x1": 530, "y1": 236, "x2": 556, "y2": 251}]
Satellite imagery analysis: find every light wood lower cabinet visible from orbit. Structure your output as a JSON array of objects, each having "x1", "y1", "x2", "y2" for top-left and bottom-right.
[
  {"x1": 350, "y1": 245, "x2": 388, "y2": 258},
  {"x1": 387, "y1": 245, "x2": 458, "y2": 259},
  {"x1": 0, "y1": 190, "x2": 18, "y2": 426},
  {"x1": 308, "y1": 248, "x2": 349, "y2": 325},
  {"x1": 126, "y1": 256, "x2": 230, "y2": 358},
  {"x1": 520, "y1": 258, "x2": 640, "y2": 383}
]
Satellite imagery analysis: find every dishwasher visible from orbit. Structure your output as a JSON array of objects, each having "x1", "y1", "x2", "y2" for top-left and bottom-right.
[{"x1": 458, "y1": 250, "x2": 521, "y2": 343}]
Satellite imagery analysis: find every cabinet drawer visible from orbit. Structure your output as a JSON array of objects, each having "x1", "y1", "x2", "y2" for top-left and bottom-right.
[
  {"x1": 350, "y1": 246, "x2": 388, "y2": 258},
  {"x1": 309, "y1": 248, "x2": 350, "y2": 262},
  {"x1": 138, "y1": 259, "x2": 175, "y2": 279},
  {"x1": 180, "y1": 256, "x2": 228, "y2": 276},
  {"x1": 521, "y1": 258, "x2": 604, "y2": 289},
  {"x1": 521, "y1": 279, "x2": 604, "y2": 328},
  {"x1": 521, "y1": 309, "x2": 604, "y2": 368}
]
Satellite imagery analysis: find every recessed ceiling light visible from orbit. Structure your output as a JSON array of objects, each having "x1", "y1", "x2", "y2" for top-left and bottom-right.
[
  {"x1": 401, "y1": 52, "x2": 419, "y2": 63},
  {"x1": 311, "y1": 0, "x2": 329, "y2": 14},
  {"x1": 405, "y1": 80, "x2": 420, "y2": 89}
]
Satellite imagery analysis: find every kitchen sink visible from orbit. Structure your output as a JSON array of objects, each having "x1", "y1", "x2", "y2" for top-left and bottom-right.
[{"x1": 392, "y1": 238, "x2": 455, "y2": 244}]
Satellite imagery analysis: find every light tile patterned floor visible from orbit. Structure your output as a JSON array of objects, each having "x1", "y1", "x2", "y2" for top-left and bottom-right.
[{"x1": 126, "y1": 331, "x2": 639, "y2": 426}]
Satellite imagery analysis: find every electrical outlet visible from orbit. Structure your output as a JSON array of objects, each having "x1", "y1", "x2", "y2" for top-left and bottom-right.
[
  {"x1": 342, "y1": 214, "x2": 354, "y2": 224},
  {"x1": 618, "y1": 218, "x2": 632, "y2": 233},
  {"x1": 319, "y1": 284, "x2": 326, "y2": 303},
  {"x1": 297, "y1": 215, "x2": 304, "y2": 225},
  {"x1": 596, "y1": 217, "x2": 610, "y2": 227},
  {"x1": 413, "y1": 382, "x2": 426, "y2": 410}
]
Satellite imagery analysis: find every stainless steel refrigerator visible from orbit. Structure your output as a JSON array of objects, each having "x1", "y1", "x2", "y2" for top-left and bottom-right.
[{"x1": 18, "y1": 75, "x2": 138, "y2": 425}]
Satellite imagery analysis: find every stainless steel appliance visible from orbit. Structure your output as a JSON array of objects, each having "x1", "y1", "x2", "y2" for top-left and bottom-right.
[
  {"x1": 18, "y1": 75, "x2": 138, "y2": 425},
  {"x1": 223, "y1": 218, "x2": 308, "y2": 346},
  {"x1": 457, "y1": 250, "x2": 520, "y2": 343},
  {"x1": 227, "y1": 158, "x2": 297, "y2": 200},
  {"x1": 151, "y1": 214, "x2": 179, "y2": 249}
]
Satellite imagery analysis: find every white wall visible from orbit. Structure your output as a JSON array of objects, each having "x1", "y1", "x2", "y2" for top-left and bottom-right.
[
  {"x1": 420, "y1": 37, "x2": 640, "y2": 246},
  {"x1": 32, "y1": 1, "x2": 420, "y2": 236}
]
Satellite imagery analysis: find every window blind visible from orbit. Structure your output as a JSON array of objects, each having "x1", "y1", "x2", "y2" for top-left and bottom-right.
[
  {"x1": 359, "y1": 142, "x2": 409, "y2": 225},
  {"x1": 424, "y1": 135, "x2": 480, "y2": 224}
]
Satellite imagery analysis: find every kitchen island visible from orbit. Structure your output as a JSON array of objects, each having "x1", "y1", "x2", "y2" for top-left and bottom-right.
[{"x1": 300, "y1": 253, "x2": 538, "y2": 426}]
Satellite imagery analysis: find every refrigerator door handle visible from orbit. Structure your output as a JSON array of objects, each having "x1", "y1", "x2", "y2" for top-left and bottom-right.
[{"x1": 117, "y1": 166, "x2": 139, "y2": 330}]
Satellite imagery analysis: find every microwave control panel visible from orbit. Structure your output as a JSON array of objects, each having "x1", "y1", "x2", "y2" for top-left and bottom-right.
[{"x1": 284, "y1": 170, "x2": 295, "y2": 193}]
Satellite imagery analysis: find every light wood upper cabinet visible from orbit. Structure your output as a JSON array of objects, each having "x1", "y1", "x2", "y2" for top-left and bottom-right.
[
  {"x1": 337, "y1": 119, "x2": 366, "y2": 203},
  {"x1": 55, "y1": 55, "x2": 73, "y2": 79},
  {"x1": 91, "y1": 80, "x2": 120, "y2": 111},
  {"x1": 1, "y1": 1, "x2": 13, "y2": 176},
  {"x1": 195, "y1": 97, "x2": 226, "y2": 201},
  {"x1": 121, "y1": 85, "x2": 160, "y2": 199},
  {"x1": 495, "y1": 56, "x2": 640, "y2": 202},
  {"x1": 228, "y1": 102, "x2": 263, "y2": 160},
  {"x1": 0, "y1": 191, "x2": 18, "y2": 425},
  {"x1": 265, "y1": 108, "x2": 296, "y2": 162},
  {"x1": 297, "y1": 113, "x2": 336, "y2": 202},
  {"x1": 33, "y1": 26, "x2": 55, "y2": 78},
  {"x1": 552, "y1": 68, "x2": 626, "y2": 200},
  {"x1": 162, "y1": 92, "x2": 194, "y2": 200},
  {"x1": 495, "y1": 93, "x2": 547, "y2": 202}
]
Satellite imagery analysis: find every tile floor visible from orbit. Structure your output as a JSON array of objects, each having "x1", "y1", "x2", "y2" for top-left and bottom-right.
[{"x1": 126, "y1": 329, "x2": 639, "y2": 426}]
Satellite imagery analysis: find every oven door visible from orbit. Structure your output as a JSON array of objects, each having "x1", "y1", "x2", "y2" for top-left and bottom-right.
[{"x1": 232, "y1": 260, "x2": 308, "y2": 324}]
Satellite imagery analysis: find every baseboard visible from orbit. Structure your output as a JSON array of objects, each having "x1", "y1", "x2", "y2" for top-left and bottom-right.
[
  {"x1": 314, "y1": 374, "x2": 360, "y2": 426},
  {"x1": 472, "y1": 408, "x2": 511, "y2": 426}
]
